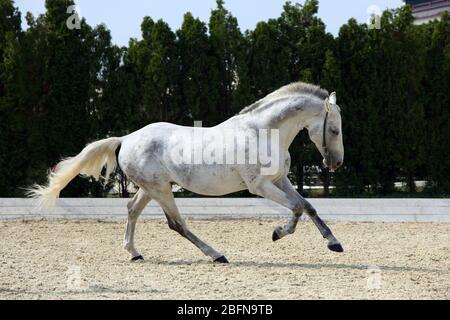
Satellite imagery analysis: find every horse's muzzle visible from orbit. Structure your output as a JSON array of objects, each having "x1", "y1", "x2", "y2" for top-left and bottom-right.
[{"x1": 323, "y1": 158, "x2": 342, "y2": 172}]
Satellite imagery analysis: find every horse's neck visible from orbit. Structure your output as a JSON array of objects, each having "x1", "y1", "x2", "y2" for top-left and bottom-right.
[{"x1": 253, "y1": 96, "x2": 319, "y2": 149}]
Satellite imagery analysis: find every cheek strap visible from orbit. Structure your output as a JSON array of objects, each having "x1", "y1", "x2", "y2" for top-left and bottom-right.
[
  {"x1": 322, "y1": 98, "x2": 331, "y2": 156},
  {"x1": 322, "y1": 111, "x2": 329, "y2": 156}
]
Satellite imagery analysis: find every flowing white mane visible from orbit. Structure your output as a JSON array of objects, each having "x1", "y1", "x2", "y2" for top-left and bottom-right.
[{"x1": 239, "y1": 82, "x2": 329, "y2": 115}]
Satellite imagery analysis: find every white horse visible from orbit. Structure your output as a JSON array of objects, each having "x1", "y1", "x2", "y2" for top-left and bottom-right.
[{"x1": 28, "y1": 82, "x2": 344, "y2": 263}]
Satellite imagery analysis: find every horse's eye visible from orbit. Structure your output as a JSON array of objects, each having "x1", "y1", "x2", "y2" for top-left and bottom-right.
[{"x1": 330, "y1": 129, "x2": 339, "y2": 136}]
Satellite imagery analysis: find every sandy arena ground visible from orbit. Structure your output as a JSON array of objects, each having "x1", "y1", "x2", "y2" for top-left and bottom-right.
[{"x1": 0, "y1": 219, "x2": 448, "y2": 300}]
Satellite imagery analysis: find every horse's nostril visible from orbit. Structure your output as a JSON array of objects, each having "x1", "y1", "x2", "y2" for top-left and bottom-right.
[{"x1": 336, "y1": 161, "x2": 342, "y2": 167}]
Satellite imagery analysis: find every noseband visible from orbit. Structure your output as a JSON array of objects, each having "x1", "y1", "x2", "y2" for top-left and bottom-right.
[{"x1": 322, "y1": 98, "x2": 332, "y2": 158}]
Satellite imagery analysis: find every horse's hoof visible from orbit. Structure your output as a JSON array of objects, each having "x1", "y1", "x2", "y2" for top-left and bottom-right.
[
  {"x1": 214, "y1": 256, "x2": 229, "y2": 264},
  {"x1": 131, "y1": 255, "x2": 144, "y2": 262},
  {"x1": 328, "y1": 243, "x2": 344, "y2": 253},
  {"x1": 272, "y1": 230, "x2": 281, "y2": 242}
]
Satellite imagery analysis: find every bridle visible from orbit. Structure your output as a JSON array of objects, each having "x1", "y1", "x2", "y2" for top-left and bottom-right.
[{"x1": 322, "y1": 97, "x2": 332, "y2": 158}]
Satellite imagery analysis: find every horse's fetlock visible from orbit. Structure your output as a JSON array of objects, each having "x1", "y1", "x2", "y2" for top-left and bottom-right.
[{"x1": 286, "y1": 227, "x2": 296, "y2": 235}]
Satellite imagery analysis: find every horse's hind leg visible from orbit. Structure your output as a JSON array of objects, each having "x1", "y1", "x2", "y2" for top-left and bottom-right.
[
  {"x1": 152, "y1": 184, "x2": 228, "y2": 263},
  {"x1": 124, "y1": 189, "x2": 152, "y2": 261}
]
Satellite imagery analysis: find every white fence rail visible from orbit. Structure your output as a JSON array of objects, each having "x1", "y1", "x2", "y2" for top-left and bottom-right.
[{"x1": 0, "y1": 198, "x2": 449, "y2": 222}]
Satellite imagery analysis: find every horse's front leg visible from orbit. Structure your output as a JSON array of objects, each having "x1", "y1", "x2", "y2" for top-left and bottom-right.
[
  {"x1": 277, "y1": 176, "x2": 343, "y2": 252},
  {"x1": 278, "y1": 177, "x2": 343, "y2": 252},
  {"x1": 247, "y1": 176, "x2": 343, "y2": 253},
  {"x1": 302, "y1": 199, "x2": 343, "y2": 252},
  {"x1": 244, "y1": 176, "x2": 304, "y2": 239},
  {"x1": 271, "y1": 177, "x2": 303, "y2": 241}
]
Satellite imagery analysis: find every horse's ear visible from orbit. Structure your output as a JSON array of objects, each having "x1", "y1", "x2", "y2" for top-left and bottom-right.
[{"x1": 329, "y1": 92, "x2": 337, "y2": 105}]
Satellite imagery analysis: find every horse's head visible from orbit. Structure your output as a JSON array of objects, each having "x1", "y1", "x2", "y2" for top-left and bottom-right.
[{"x1": 306, "y1": 92, "x2": 344, "y2": 172}]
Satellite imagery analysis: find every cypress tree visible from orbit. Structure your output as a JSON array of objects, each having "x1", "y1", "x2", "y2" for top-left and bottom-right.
[
  {"x1": 209, "y1": 0, "x2": 246, "y2": 118},
  {"x1": 320, "y1": 49, "x2": 341, "y2": 196},
  {"x1": 0, "y1": 0, "x2": 25, "y2": 196},
  {"x1": 423, "y1": 13, "x2": 450, "y2": 194},
  {"x1": 177, "y1": 13, "x2": 219, "y2": 126}
]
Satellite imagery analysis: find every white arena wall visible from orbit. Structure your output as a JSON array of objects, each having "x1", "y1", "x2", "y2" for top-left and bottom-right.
[{"x1": 0, "y1": 198, "x2": 449, "y2": 222}]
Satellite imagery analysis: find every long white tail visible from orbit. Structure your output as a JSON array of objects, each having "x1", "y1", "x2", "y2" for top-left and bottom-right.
[{"x1": 26, "y1": 137, "x2": 122, "y2": 209}]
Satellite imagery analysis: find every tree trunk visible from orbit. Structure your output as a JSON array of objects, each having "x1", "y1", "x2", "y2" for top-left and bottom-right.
[
  {"x1": 407, "y1": 174, "x2": 416, "y2": 193},
  {"x1": 119, "y1": 171, "x2": 129, "y2": 198},
  {"x1": 322, "y1": 168, "x2": 330, "y2": 197},
  {"x1": 296, "y1": 162, "x2": 304, "y2": 196}
]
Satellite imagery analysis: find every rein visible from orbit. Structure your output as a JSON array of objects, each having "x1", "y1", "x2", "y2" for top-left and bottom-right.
[{"x1": 322, "y1": 98, "x2": 332, "y2": 158}]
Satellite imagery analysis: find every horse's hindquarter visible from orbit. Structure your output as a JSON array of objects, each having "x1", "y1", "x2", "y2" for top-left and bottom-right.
[{"x1": 119, "y1": 123, "x2": 175, "y2": 186}]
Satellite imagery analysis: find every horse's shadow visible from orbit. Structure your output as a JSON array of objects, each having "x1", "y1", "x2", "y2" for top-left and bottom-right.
[{"x1": 148, "y1": 259, "x2": 448, "y2": 275}]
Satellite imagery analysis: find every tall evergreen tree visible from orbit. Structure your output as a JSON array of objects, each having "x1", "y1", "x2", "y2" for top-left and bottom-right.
[
  {"x1": 319, "y1": 49, "x2": 341, "y2": 196},
  {"x1": 209, "y1": 0, "x2": 247, "y2": 117},
  {"x1": 177, "y1": 12, "x2": 219, "y2": 125},
  {"x1": 334, "y1": 18, "x2": 374, "y2": 195},
  {"x1": 246, "y1": 19, "x2": 290, "y2": 98},
  {"x1": 146, "y1": 20, "x2": 180, "y2": 123},
  {"x1": 0, "y1": 0, "x2": 25, "y2": 196},
  {"x1": 423, "y1": 12, "x2": 450, "y2": 194}
]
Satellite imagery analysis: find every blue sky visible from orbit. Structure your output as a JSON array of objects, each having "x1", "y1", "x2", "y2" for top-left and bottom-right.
[{"x1": 15, "y1": 0, "x2": 404, "y2": 47}]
